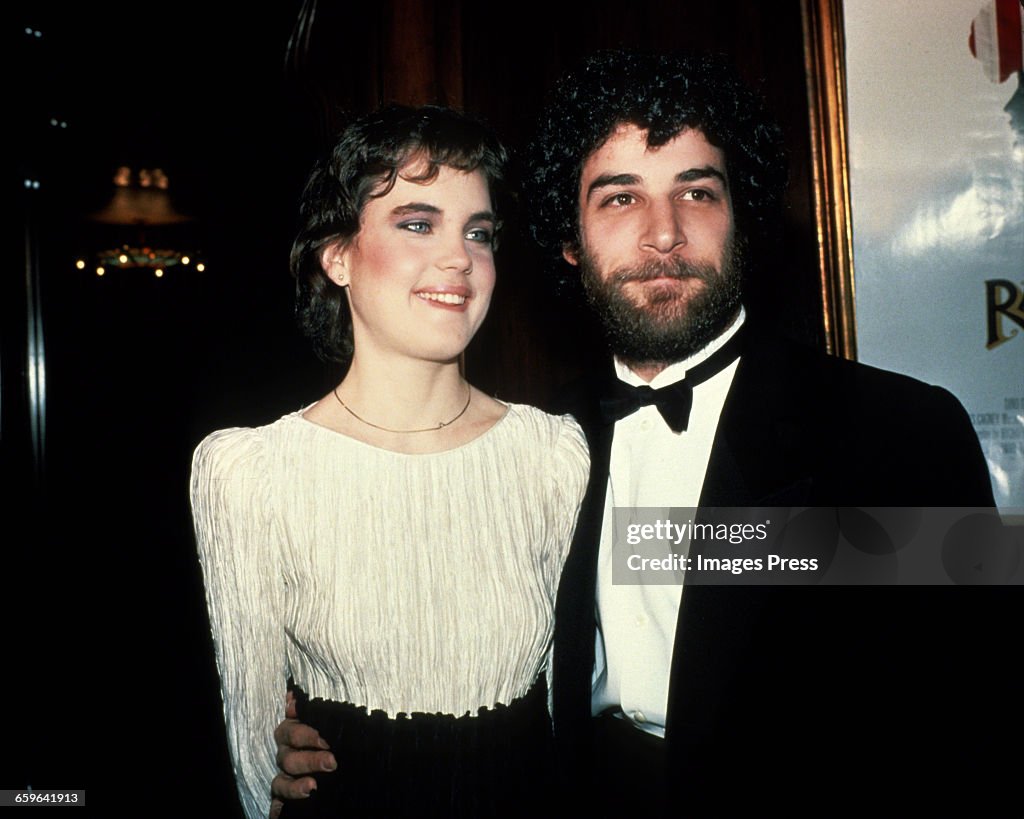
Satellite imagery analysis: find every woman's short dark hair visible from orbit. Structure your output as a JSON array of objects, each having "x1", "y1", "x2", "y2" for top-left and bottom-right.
[
  {"x1": 291, "y1": 104, "x2": 508, "y2": 364},
  {"x1": 524, "y1": 49, "x2": 788, "y2": 291}
]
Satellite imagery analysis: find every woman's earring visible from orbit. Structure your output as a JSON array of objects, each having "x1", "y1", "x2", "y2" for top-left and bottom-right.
[{"x1": 329, "y1": 258, "x2": 348, "y2": 287}]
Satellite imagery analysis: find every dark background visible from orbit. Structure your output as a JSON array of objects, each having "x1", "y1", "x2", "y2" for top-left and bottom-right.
[{"x1": 8, "y1": 1, "x2": 824, "y2": 814}]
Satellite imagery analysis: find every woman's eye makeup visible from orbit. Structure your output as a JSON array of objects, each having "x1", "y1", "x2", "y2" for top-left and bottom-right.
[
  {"x1": 396, "y1": 221, "x2": 494, "y2": 246},
  {"x1": 399, "y1": 220, "x2": 432, "y2": 234},
  {"x1": 465, "y1": 227, "x2": 493, "y2": 244}
]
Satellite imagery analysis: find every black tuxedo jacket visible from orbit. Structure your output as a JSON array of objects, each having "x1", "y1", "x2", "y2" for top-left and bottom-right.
[{"x1": 550, "y1": 328, "x2": 1017, "y2": 814}]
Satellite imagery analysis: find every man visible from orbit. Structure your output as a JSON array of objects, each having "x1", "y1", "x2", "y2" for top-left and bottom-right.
[{"x1": 272, "y1": 49, "x2": 1016, "y2": 815}]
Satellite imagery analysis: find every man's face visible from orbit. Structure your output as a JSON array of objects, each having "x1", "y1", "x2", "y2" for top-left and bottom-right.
[{"x1": 564, "y1": 124, "x2": 743, "y2": 367}]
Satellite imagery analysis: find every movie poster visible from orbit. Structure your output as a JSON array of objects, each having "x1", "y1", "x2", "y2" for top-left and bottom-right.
[{"x1": 843, "y1": 0, "x2": 1023, "y2": 512}]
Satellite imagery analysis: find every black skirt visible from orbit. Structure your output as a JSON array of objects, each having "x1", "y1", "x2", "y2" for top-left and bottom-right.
[{"x1": 278, "y1": 676, "x2": 556, "y2": 818}]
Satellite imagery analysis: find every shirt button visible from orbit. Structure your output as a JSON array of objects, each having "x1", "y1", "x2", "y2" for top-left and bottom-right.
[
  {"x1": 634, "y1": 613, "x2": 648, "y2": 627},
  {"x1": 633, "y1": 711, "x2": 647, "y2": 724},
  {"x1": 640, "y1": 418, "x2": 652, "y2": 431}
]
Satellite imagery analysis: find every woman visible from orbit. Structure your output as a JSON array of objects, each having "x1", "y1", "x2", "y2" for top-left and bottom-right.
[{"x1": 190, "y1": 105, "x2": 588, "y2": 818}]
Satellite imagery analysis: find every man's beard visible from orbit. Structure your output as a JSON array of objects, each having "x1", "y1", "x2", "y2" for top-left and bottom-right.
[{"x1": 579, "y1": 236, "x2": 744, "y2": 367}]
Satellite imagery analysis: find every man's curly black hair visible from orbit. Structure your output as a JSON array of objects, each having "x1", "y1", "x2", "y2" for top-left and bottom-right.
[{"x1": 523, "y1": 48, "x2": 788, "y2": 290}]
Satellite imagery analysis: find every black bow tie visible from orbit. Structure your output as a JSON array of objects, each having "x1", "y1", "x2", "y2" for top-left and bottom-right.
[{"x1": 599, "y1": 329, "x2": 744, "y2": 433}]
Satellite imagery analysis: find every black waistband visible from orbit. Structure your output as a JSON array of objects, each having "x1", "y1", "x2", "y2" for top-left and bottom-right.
[{"x1": 281, "y1": 676, "x2": 554, "y2": 818}]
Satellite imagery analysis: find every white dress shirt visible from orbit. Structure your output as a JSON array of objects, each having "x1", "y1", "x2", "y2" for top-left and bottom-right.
[{"x1": 591, "y1": 310, "x2": 744, "y2": 737}]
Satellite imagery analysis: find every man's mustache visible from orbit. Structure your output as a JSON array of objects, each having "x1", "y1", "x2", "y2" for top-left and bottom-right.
[{"x1": 610, "y1": 258, "x2": 718, "y2": 285}]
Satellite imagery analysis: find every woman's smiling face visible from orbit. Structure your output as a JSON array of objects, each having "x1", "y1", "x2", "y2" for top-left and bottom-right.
[{"x1": 328, "y1": 161, "x2": 497, "y2": 365}]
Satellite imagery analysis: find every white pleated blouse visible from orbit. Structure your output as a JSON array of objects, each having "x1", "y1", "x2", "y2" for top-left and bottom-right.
[{"x1": 189, "y1": 403, "x2": 589, "y2": 819}]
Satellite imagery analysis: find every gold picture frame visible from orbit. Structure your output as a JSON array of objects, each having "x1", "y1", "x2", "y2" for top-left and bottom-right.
[{"x1": 801, "y1": 0, "x2": 858, "y2": 360}]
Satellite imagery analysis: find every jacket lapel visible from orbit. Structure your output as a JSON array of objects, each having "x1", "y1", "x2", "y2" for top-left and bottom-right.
[
  {"x1": 666, "y1": 330, "x2": 816, "y2": 744},
  {"x1": 699, "y1": 331, "x2": 818, "y2": 508},
  {"x1": 551, "y1": 366, "x2": 616, "y2": 732}
]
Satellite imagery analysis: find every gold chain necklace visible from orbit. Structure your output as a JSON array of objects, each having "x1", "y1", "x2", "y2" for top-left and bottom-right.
[{"x1": 332, "y1": 386, "x2": 472, "y2": 433}]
